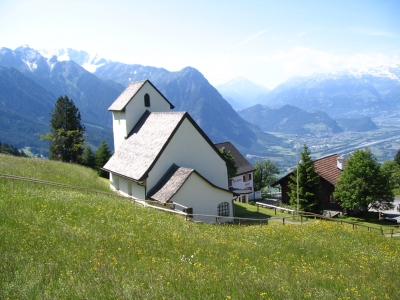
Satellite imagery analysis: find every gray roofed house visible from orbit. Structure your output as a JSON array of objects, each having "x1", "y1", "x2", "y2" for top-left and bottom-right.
[
  {"x1": 103, "y1": 79, "x2": 234, "y2": 220},
  {"x1": 215, "y1": 141, "x2": 256, "y2": 203}
]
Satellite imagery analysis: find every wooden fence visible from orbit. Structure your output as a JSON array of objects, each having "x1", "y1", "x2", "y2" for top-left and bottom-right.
[
  {"x1": 2, "y1": 173, "x2": 398, "y2": 234},
  {"x1": 256, "y1": 201, "x2": 400, "y2": 237},
  {"x1": 0, "y1": 174, "x2": 268, "y2": 225}
]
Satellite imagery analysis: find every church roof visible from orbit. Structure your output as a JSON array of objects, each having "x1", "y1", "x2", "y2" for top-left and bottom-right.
[
  {"x1": 103, "y1": 111, "x2": 229, "y2": 182},
  {"x1": 103, "y1": 112, "x2": 186, "y2": 181},
  {"x1": 108, "y1": 79, "x2": 174, "y2": 111},
  {"x1": 147, "y1": 164, "x2": 232, "y2": 203},
  {"x1": 147, "y1": 164, "x2": 194, "y2": 203}
]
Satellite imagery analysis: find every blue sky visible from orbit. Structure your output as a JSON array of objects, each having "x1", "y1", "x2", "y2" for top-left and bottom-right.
[{"x1": 1, "y1": 0, "x2": 399, "y2": 89}]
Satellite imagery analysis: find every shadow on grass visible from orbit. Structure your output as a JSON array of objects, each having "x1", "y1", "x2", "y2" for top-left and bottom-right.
[{"x1": 342, "y1": 211, "x2": 399, "y2": 226}]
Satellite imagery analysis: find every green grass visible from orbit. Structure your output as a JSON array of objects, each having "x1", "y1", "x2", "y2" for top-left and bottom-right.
[
  {"x1": 0, "y1": 154, "x2": 110, "y2": 192},
  {"x1": 1, "y1": 155, "x2": 400, "y2": 299},
  {"x1": 234, "y1": 201, "x2": 300, "y2": 219}
]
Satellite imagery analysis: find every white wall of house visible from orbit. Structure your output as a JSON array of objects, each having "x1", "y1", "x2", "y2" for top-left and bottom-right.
[
  {"x1": 111, "y1": 82, "x2": 172, "y2": 151},
  {"x1": 171, "y1": 172, "x2": 233, "y2": 221},
  {"x1": 112, "y1": 111, "x2": 127, "y2": 152},
  {"x1": 109, "y1": 173, "x2": 146, "y2": 199},
  {"x1": 230, "y1": 172, "x2": 255, "y2": 200},
  {"x1": 147, "y1": 118, "x2": 229, "y2": 191}
]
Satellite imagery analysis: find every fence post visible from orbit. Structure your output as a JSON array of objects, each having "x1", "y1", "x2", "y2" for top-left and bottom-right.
[
  {"x1": 391, "y1": 228, "x2": 393, "y2": 238},
  {"x1": 283, "y1": 218, "x2": 285, "y2": 225},
  {"x1": 274, "y1": 208, "x2": 276, "y2": 215},
  {"x1": 257, "y1": 204, "x2": 259, "y2": 212}
]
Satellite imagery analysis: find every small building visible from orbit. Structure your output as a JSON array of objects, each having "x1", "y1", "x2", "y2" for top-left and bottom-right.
[
  {"x1": 102, "y1": 80, "x2": 234, "y2": 220},
  {"x1": 272, "y1": 154, "x2": 345, "y2": 211},
  {"x1": 215, "y1": 142, "x2": 256, "y2": 203}
]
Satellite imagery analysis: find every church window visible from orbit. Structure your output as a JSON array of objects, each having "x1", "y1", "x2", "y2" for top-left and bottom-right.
[{"x1": 144, "y1": 93, "x2": 150, "y2": 107}]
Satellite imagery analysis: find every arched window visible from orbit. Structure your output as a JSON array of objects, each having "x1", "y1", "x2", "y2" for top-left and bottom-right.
[
  {"x1": 217, "y1": 202, "x2": 229, "y2": 216},
  {"x1": 144, "y1": 93, "x2": 150, "y2": 107}
]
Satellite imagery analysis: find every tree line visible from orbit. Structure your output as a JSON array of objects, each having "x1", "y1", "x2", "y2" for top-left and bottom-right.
[
  {"x1": 252, "y1": 144, "x2": 399, "y2": 217},
  {"x1": 41, "y1": 95, "x2": 112, "y2": 178},
  {"x1": 0, "y1": 140, "x2": 28, "y2": 157}
]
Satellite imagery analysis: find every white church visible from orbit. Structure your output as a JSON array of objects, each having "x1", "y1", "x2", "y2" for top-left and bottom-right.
[{"x1": 102, "y1": 80, "x2": 234, "y2": 219}]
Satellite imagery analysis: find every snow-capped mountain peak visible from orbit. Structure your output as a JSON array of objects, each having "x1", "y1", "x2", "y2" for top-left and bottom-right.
[{"x1": 38, "y1": 48, "x2": 109, "y2": 72}]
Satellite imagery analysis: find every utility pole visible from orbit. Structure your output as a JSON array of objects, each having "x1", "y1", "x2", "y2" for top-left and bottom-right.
[{"x1": 296, "y1": 135, "x2": 299, "y2": 213}]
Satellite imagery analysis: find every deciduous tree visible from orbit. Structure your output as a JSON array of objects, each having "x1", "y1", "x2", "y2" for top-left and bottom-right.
[
  {"x1": 334, "y1": 149, "x2": 394, "y2": 215},
  {"x1": 219, "y1": 147, "x2": 238, "y2": 179},
  {"x1": 288, "y1": 144, "x2": 321, "y2": 212},
  {"x1": 253, "y1": 159, "x2": 280, "y2": 191}
]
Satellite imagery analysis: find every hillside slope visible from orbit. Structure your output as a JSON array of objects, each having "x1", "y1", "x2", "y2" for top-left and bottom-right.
[{"x1": 1, "y1": 155, "x2": 399, "y2": 299}]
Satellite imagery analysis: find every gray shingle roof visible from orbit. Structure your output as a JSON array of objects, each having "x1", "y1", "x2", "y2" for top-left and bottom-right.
[
  {"x1": 215, "y1": 142, "x2": 256, "y2": 176},
  {"x1": 108, "y1": 79, "x2": 175, "y2": 111},
  {"x1": 108, "y1": 80, "x2": 146, "y2": 111},
  {"x1": 103, "y1": 112, "x2": 186, "y2": 181},
  {"x1": 147, "y1": 164, "x2": 194, "y2": 203}
]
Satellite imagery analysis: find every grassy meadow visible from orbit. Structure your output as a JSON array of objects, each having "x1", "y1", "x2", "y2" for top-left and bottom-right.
[{"x1": 1, "y1": 154, "x2": 400, "y2": 299}]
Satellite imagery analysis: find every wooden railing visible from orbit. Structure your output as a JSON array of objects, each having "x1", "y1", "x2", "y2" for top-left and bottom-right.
[
  {"x1": 256, "y1": 201, "x2": 400, "y2": 236},
  {"x1": 0, "y1": 174, "x2": 269, "y2": 225},
  {"x1": 2, "y1": 174, "x2": 398, "y2": 233}
]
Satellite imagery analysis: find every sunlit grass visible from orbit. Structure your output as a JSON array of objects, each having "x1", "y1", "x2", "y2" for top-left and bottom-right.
[
  {"x1": 1, "y1": 154, "x2": 400, "y2": 299},
  {"x1": 0, "y1": 154, "x2": 110, "y2": 192}
]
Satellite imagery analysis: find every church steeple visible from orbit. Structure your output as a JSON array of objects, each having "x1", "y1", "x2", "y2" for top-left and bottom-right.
[{"x1": 108, "y1": 80, "x2": 174, "y2": 151}]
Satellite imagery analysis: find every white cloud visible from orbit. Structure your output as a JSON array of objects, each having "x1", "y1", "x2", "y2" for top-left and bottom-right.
[
  {"x1": 230, "y1": 30, "x2": 268, "y2": 50},
  {"x1": 272, "y1": 46, "x2": 400, "y2": 76},
  {"x1": 351, "y1": 28, "x2": 399, "y2": 39}
]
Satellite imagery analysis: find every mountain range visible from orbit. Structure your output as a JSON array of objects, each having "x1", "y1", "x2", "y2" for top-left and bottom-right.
[
  {"x1": 261, "y1": 66, "x2": 400, "y2": 119},
  {"x1": 215, "y1": 77, "x2": 270, "y2": 111},
  {"x1": 237, "y1": 104, "x2": 378, "y2": 135},
  {"x1": 0, "y1": 46, "x2": 282, "y2": 157},
  {"x1": 1, "y1": 45, "x2": 398, "y2": 159}
]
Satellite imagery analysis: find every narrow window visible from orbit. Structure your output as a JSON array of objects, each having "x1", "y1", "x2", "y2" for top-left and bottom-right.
[
  {"x1": 243, "y1": 174, "x2": 251, "y2": 182},
  {"x1": 144, "y1": 93, "x2": 150, "y2": 107},
  {"x1": 217, "y1": 202, "x2": 229, "y2": 216}
]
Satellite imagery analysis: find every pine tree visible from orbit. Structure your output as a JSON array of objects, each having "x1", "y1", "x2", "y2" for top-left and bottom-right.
[
  {"x1": 394, "y1": 149, "x2": 400, "y2": 166},
  {"x1": 96, "y1": 139, "x2": 112, "y2": 178},
  {"x1": 287, "y1": 144, "x2": 321, "y2": 212},
  {"x1": 41, "y1": 96, "x2": 85, "y2": 163},
  {"x1": 81, "y1": 144, "x2": 96, "y2": 168}
]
